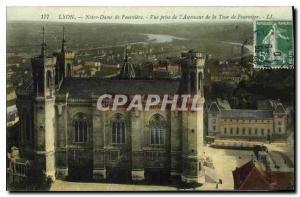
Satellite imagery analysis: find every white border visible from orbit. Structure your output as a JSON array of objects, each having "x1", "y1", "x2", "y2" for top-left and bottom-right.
[{"x1": 1, "y1": 0, "x2": 299, "y2": 196}]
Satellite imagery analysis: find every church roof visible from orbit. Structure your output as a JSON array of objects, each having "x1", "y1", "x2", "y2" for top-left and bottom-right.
[{"x1": 59, "y1": 78, "x2": 180, "y2": 98}]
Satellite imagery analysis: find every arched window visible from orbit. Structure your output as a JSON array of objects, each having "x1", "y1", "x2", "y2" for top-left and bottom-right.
[
  {"x1": 190, "y1": 72, "x2": 196, "y2": 92},
  {"x1": 73, "y1": 113, "x2": 88, "y2": 143},
  {"x1": 149, "y1": 114, "x2": 165, "y2": 145},
  {"x1": 67, "y1": 63, "x2": 71, "y2": 77},
  {"x1": 46, "y1": 70, "x2": 52, "y2": 88},
  {"x1": 111, "y1": 114, "x2": 126, "y2": 144},
  {"x1": 198, "y1": 72, "x2": 203, "y2": 95},
  {"x1": 46, "y1": 70, "x2": 53, "y2": 96}
]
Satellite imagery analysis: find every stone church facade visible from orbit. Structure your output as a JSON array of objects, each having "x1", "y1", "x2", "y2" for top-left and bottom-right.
[{"x1": 15, "y1": 27, "x2": 206, "y2": 183}]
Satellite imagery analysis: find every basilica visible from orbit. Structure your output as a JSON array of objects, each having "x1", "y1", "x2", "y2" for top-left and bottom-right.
[{"x1": 14, "y1": 27, "x2": 206, "y2": 183}]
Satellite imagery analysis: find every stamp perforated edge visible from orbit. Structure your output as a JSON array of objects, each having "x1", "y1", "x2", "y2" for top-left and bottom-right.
[{"x1": 253, "y1": 20, "x2": 294, "y2": 69}]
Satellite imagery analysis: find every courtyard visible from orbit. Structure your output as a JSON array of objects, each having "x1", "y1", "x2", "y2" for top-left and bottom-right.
[
  {"x1": 48, "y1": 137, "x2": 294, "y2": 191},
  {"x1": 50, "y1": 146, "x2": 256, "y2": 191}
]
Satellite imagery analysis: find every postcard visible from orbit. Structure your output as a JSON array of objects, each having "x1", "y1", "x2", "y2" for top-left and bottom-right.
[{"x1": 6, "y1": 6, "x2": 295, "y2": 191}]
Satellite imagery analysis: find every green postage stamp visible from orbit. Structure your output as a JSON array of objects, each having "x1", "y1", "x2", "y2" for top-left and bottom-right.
[{"x1": 254, "y1": 20, "x2": 294, "y2": 69}]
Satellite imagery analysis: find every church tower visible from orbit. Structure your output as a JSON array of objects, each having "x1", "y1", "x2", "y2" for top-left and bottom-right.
[
  {"x1": 31, "y1": 27, "x2": 56, "y2": 97},
  {"x1": 180, "y1": 50, "x2": 205, "y2": 183},
  {"x1": 55, "y1": 26, "x2": 75, "y2": 88},
  {"x1": 180, "y1": 50, "x2": 204, "y2": 96},
  {"x1": 119, "y1": 45, "x2": 135, "y2": 79},
  {"x1": 31, "y1": 27, "x2": 56, "y2": 179}
]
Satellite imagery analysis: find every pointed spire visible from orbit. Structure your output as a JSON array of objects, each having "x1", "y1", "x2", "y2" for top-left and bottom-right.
[
  {"x1": 41, "y1": 26, "x2": 46, "y2": 57},
  {"x1": 120, "y1": 45, "x2": 135, "y2": 79},
  {"x1": 122, "y1": 45, "x2": 129, "y2": 75},
  {"x1": 124, "y1": 44, "x2": 128, "y2": 63},
  {"x1": 61, "y1": 26, "x2": 66, "y2": 53}
]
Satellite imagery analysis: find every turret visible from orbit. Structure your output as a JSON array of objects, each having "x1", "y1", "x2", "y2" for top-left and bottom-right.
[
  {"x1": 31, "y1": 27, "x2": 56, "y2": 179},
  {"x1": 55, "y1": 26, "x2": 75, "y2": 87},
  {"x1": 180, "y1": 50, "x2": 206, "y2": 184},
  {"x1": 180, "y1": 50, "x2": 205, "y2": 96},
  {"x1": 273, "y1": 103, "x2": 288, "y2": 137},
  {"x1": 31, "y1": 27, "x2": 56, "y2": 97}
]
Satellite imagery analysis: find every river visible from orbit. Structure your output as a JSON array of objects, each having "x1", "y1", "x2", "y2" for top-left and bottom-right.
[{"x1": 143, "y1": 33, "x2": 186, "y2": 43}]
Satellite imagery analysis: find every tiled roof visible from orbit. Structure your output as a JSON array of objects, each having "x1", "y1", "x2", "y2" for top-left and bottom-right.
[
  {"x1": 221, "y1": 109, "x2": 273, "y2": 119},
  {"x1": 270, "y1": 172, "x2": 294, "y2": 190},
  {"x1": 59, "y1": 78, "x2": 180, "y2": 98},
  {"x1": 274, "y1": 103, "x2": 286, "y2": 114},
  {"x1": 216, "y1": 98, "x2": 231, "y2": 110},
  {"x1": 257, "y1": 100, "x2": 285, "y2": 112},
  {"x1": 233, "y1": 160, "x2": 294, "y2": 190},
  {"x1": 208, "y1": 102, "x2": 221, "y2": 112},
  {"x1": 233, "y1": 160, "x2": 271, "y2": 190}
]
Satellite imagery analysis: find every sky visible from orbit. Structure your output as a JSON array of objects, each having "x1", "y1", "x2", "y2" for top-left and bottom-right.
[{"x1": 7, "y1": 6, "x2": 293, "y2": 24}]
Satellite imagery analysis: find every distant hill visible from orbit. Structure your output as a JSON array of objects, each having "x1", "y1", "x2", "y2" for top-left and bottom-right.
[{"x1": 7, "y1": 21, "x2": 253, "y2": 59}]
